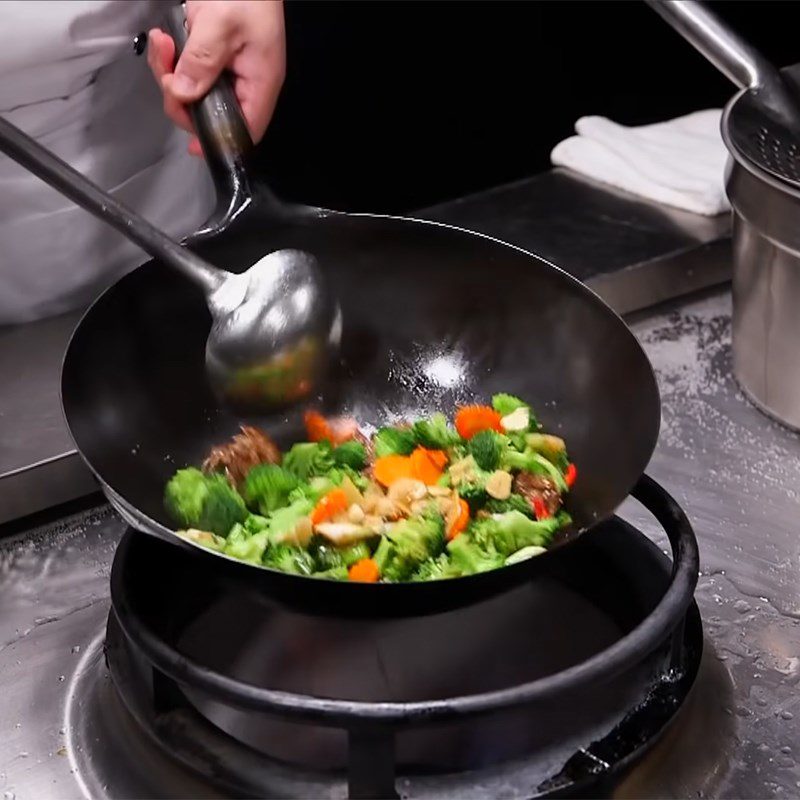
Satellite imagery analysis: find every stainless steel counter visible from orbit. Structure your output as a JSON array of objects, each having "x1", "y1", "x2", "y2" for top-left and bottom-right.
[
  {"x1": 0, "y1": 168, "x2": 730, "y2": 524},
  {"x1": 2, "y1": 285, "x2": 799, "y2": 798}
]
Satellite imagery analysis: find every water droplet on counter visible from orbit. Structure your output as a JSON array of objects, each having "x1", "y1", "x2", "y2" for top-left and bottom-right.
[
  {"x1": 58, "y1": 675, "x2": 65, "y2": 682},
  {"x1": 71, "y1": 645, "x2": 81, "y2": 654},
  {"x1": 18, "y1": 753, "x2": 28, "y2": 759},
  {"x1": 13, "y1": 723, "x2": 20, "y2": 729},
  {"x1": 5, "y1": 791, "x2": 16, "y2": 800},
  {"x1": 781, "y1": 745, "x2": 792, "y2": 754},
  {"x1": 734, "y1": 599, "x2": 751, "y2": 614},
  {"x1": 781, "y1": 710, "x2": 794, "y2": 720}
]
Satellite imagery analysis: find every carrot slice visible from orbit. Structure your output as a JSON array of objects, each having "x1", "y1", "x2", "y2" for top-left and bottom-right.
[
  {"x1": 410, "y1": 446, "x2": 447, "y2": 485},
  {"x1": 454, "y1": 406, "x2": 503, "y2": 439},
  {"x1": 447, "y1": 498, "x2": 470, "y2": 541},
  {"x1": 304, "y1": 411, "x2": 359, "y2": 445},
  {"x1": 304, "y1": 410, "x2": 333, "y2": 443},
  {"x1": 348, "y1": 558, "x2": 380, "y2": 582},
  {"x1": 373, "y1": 454, "x2": 415, "y2": 487},
  {"x1": 311, "y1": 488, "x2": 349, "y2": 525}
]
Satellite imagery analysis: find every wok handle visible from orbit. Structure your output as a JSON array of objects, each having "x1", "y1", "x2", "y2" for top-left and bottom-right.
[
  {"x1": 645, "y1": 0, "x2": 800, "y2": 124},
  {"x1": 164, "y1": 3, "x2": 254, "y2": 229}
]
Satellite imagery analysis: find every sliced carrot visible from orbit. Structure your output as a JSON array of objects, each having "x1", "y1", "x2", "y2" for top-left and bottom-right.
[
  {"x1": 304, "y1": 411, "x2": 359, "y2": 445},
  {"x1": 447, "y1": 498, "x2": 470, "y2": 541},
  {"x1": 565, "y1": 463, "x2": 577, "y2": 489},
  {"x1": 454, "y1": 406, "x2": 503, "y2": 439},
  {"x1": 304, "y1": 410, "x2": 333, "y2": 443},
  {"x1": 348, "y1": 558, "x2": 380, "y2": 582},
  {"x1": 373, "y1": 454, "x2": 415, "y2": 487},
  {"x1": 311, "y1": 488, "x2": 349, "y2": 525},
  {"x1": 410, "y1": 446, "x2": 447, "y2": 485},
  {"x1": 424, "y1": 448, "x2": 448, "y2": 470}
]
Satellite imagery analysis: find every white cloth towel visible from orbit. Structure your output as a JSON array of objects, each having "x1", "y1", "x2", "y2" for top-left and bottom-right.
[{"x1": 550, "y1": 109, "x2": 730, "y2": 216}]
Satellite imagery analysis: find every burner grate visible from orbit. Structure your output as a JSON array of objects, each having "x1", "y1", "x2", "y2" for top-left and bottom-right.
[{"x1": 103, "y1": 475, "x2": 701, "y2": 799}]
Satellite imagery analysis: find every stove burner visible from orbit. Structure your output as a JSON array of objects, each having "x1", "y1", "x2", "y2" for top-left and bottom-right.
[{"x1": 103, "y1": 476, "x2": 701, "y2": 799}]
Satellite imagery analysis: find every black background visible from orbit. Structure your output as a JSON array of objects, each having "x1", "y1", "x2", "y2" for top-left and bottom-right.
[{"x1": 254, "y1": 0, "x2": 800, "y2": 214}]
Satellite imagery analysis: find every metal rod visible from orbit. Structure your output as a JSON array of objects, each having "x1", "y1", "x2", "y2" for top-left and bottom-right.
[
  {"x1": 0, "y1": 115, "x2": 224, "y2": 295},
  {"x1": 645, "y1": 0, "x2": 800, "y2": 128}
]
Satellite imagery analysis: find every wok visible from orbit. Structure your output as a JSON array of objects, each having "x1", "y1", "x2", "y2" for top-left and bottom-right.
[{"x1": 61, "y1": 36, "x2": 660, "y2": 617}]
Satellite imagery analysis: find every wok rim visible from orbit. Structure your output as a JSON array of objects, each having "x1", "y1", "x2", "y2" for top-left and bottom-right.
[{"x1": 60, "y1": 208, "x2": 661, "y2": 586}]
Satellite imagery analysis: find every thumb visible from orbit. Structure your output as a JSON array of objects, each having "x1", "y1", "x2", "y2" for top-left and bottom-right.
[{"x1": 167, "y1": 10, "x2": 238, "y2": 101}]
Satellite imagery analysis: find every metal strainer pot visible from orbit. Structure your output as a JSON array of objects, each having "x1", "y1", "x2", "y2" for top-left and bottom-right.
[{"x1": 649, "y1": 0, "x2": 800, "y2": 429}]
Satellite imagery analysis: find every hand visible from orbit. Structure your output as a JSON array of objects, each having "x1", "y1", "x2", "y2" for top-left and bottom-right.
[{"x1": 147, "y1": 1, "x2": 286, "y2": 157}]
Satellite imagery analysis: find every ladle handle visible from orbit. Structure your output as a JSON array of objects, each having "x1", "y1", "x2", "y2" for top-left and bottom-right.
[
  {"x1": 646, "y1": 0, "x2": 800, "y2": 124},
  {"x1": 164, "y1": 3, "x2": 254, "y2": 225},
  {"x1": 0, "y1": 114, "x2": 224, "y2": 295}
]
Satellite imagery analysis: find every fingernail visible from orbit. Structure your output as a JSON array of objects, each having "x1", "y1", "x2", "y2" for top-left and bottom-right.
[{"x1": 172, "y1": 73, "x2": 197, "y2": 95}]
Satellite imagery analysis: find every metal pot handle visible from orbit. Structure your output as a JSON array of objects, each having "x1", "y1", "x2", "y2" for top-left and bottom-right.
[
  {"x1": 645, "y1": 0, "x2": 800, "y2": 126},
  {"x1": 162, "y1": 2, "x2": 254, "y2": 233}
]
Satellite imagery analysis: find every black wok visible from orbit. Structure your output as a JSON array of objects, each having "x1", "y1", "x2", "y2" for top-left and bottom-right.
[{"x1": 61, "y1": 38, "x2": 660, "y2": 617}]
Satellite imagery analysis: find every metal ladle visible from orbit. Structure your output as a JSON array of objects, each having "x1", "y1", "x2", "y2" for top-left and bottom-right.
[
  {"x1": 0, "y1": 22, "x2": 338, "y2": 412},
  {"x1": 646, "y1": 0, "x2": 800, "y2": 188}
]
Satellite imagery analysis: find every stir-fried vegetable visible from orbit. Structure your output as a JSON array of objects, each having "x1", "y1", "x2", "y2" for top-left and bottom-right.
[{"x1": 168, "y1": 393, "x2": 575, "y2": 582}]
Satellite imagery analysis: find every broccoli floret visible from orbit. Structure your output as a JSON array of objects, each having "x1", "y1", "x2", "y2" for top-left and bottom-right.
[
  {"x1": 242, "y1": 464, "x2": 298, "y2": 515},
  {"x1": 312, "y1": 565, "x2": 349, "y2": 581},
  {"x1": 484, "y1": 494, "x2": 535, "y2": 517},
  {"x1": 459, "y1": 481, "x2": 488, "y2": 512},
  {"x1": 412, "y1": 413, "x2": 460, "y2": 450},
  {"x1": 244, "y1": 514, "x2": 270, "y2": 534},
  {"x1": 165, "y1": 468, "x2": 208, "y2": 528},
  {"x1": 225, "y1": 531, "x2": 269, "y2": 563},
  {"x1": 491, "y1": 393, "x2": 528, "y2": 416},
  {"x1": 198, "y1": 477, "x2": 248, "y2": 536},
  {"x1": 283, "y1": 442, "x2": 335, "y2": 481},
  {"x1": 469, "y1": 429, "x2": 504, "y2": 471},
  {"x1": 288, "y1": 476, "x2": 337, "y2": 504},
  {"x1": 502, "y1": 449, "x2": 567, "y2": 492},
  {"x1": 448, "y1": 441, "x2": 470, "y2": 462},
  {"x1": 310, "y1": 542, "x2": 344, "y2": 571},
  {"x1": 373, "y1": 426, "x2": 415, "y2": 457},
  {"x1": 309, "y1": 538, "x2": 373, "y2": 575},
  {"x1": 525, "y1": 433, "x2": 570, "y2": 472},
  {"x1": 332, "y1": 440, "x2": 367, "y2": 470},
  {"x1": 325, "y1": 465, "x2": 370, "y2": 492},
  {"x1": 469, "y1": 510, "x2": 563, "y2": 557},
  {"x1": 410, "y1": 553, "x2": 458, "y2": 581},
  {"x1": 374, "y1": 508, "x2": 446, "y2": 581},
  {"x1": 339, "y1": 540, "x2": 373, "y2": 566},
  {"x1": 265, "y1": 498, "x2": 314, "y2": 542},
  {"x1": 263, "y1": 543, "x2": 316, "y2": 575},
  {"x1": 165, "y1": 468, "x2": 247, "y2": 537},
  {"x1": 446, "y1": 534, "x2": 504, "y2": 576}
]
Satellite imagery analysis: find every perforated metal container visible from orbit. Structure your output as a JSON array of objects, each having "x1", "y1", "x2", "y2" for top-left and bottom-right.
[
  {"x1": 649, "y1": 1, "x2": 800, "y2": 429},
  {"x1": 723, "y1": 64, "x2": 800, "y2": 430}
]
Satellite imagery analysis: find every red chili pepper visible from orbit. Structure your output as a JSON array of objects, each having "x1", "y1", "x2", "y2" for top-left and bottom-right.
[
  {"x1": 565, "y1": 463, "x2": 577, "y2": 489},
  {"x1": 532, "y1": 497, "x2": 551, "y2": 520}
]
